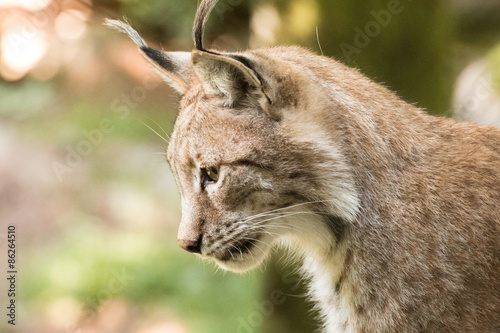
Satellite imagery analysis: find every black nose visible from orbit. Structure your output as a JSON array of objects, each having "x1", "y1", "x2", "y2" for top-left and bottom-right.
[{"x1": 178, "y1": 237, "x2": 202, "y2": 254}]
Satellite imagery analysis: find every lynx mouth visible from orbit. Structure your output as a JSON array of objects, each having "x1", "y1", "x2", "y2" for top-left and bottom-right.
[
  {"x1": 211, "y1": 230, "x2": 275, "y2": 273},
  {"x1": 219, "y1": 237, "x2": 258, "y2": 261}
]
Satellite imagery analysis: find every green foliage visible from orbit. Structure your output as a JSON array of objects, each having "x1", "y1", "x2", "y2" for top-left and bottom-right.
[
  {"x1": 23, "y1": 219, "x2": 262, "y2": 333},
  {"x1": 0, "y1": 81, "x2": 55, "y2": 120},
  {"x1": 120, "y1": 0, "x2": 198, "y2": 47}
]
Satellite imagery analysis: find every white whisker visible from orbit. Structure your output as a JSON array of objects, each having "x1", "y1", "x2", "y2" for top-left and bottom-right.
[{"x1": 140, "y1": 120, "x2": 170, "y2": 144}]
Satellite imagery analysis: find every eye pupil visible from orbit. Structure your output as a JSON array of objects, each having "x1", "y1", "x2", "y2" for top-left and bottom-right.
[{"x1": 202, "y1": 166, "x2": 220, "y2": 186}]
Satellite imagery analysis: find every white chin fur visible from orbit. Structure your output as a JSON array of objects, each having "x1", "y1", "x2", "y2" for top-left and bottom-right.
[{"x1": 214, "y1": 256, "x2": 264, "y2": 273}]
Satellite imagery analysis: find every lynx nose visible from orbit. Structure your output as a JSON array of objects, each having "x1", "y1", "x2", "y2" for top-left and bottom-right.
[
  {"x1": 177, "y1": 211, "x2": 203, "y2": 254},
  {"x1": 178, "y1": 237, "x2": 202, "y2": 254}
]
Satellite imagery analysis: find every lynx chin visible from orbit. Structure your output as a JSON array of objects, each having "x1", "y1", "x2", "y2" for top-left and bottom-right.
[{"x1": 106, "y1": 1, "x2": 500, "y2": 332}]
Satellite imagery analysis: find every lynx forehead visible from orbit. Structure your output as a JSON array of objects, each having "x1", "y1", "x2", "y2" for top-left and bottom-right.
[{"x1": 107, "y1": 0, "x2": 500, "y2": 332}]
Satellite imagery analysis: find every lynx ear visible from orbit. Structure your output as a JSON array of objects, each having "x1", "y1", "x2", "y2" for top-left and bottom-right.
[
  {"x1": 192, "y1": 50, "x2": 272, "y2": 107},
  {"x1": 191, "y1": 0, "x2": 273, "y2": 109},
  {"x1": 105, "y1": 19, "x2": 194, "y2": 94}
]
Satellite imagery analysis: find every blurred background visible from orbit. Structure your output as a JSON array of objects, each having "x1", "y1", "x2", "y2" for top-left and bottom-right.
[{"x1": 0, "y1": 0, "x2": 499, "y2": 332}]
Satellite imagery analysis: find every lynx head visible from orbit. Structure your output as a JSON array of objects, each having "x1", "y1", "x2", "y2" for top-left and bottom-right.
[{"x1": 106, "y1": 0, "x2": 359, "y2": 272}]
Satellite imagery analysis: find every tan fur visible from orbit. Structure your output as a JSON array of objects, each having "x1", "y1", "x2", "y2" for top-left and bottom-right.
[{"x1": 108, "y1": 2, "x2": 500, "y2": 332}]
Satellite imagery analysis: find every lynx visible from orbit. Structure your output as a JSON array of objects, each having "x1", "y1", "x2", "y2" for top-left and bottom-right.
[{"x1": 107, "y1": 0, "x2": 500, "y2": 332}]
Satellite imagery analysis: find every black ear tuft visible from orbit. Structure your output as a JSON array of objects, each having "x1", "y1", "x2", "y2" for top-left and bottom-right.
[
  {"x1": 141, "y1": 48, "x2": 177, "y2": 73},
  {"x1": 192, "y1": 0, "x2": 219, "y2": 50}
]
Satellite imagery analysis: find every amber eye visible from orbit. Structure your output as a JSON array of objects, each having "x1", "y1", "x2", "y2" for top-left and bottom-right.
[{"x1": 203, "y1": 166, "x2": 220, "y2": 183}]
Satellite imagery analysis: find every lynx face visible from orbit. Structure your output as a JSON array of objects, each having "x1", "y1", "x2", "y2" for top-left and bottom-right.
[
  {"x1": 167, "y1": 90, "x2": 284, "y2": 272},
  {"x1": 167, "y1": 85, "x2": 355, "y2": 272}
]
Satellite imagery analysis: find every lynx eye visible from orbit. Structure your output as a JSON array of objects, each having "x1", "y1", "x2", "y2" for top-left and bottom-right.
[
  {"x1": 206, "y1": 166, "x2": 220, "y2": 181},
  {"x1": 201, "y1": 166, "x2": 220, "y2": 186}
]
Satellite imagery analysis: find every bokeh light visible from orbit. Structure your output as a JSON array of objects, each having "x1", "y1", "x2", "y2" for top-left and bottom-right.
[
  {"x1": 0, "y1": 1, "x2": 88, "y2": 81},
  {"x1": 1, "y1": 24, "x2": 47, "y2": 80},
  {"x1": 0, "y1": 0, "x2": 50, "y2": 11},
  {"x1": 55, "y1": 9, "x2": 87, "y2": 41}
]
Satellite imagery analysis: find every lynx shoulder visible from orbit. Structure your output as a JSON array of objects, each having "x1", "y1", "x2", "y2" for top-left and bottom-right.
[{"x1": 107, "y1": 1, "x2": 500, "y2": 332}]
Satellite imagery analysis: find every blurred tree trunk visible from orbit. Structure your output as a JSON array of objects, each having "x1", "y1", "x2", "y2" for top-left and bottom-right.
[
  {"x1": 262, "y1": 0, "x2": 455, "y2": 332},
  {"x1": 274, "y1": 0, "x2": 455, "y2": 115},
  {"x1": 317, "y1": 0, "x2": 454, "y2": 115}
]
